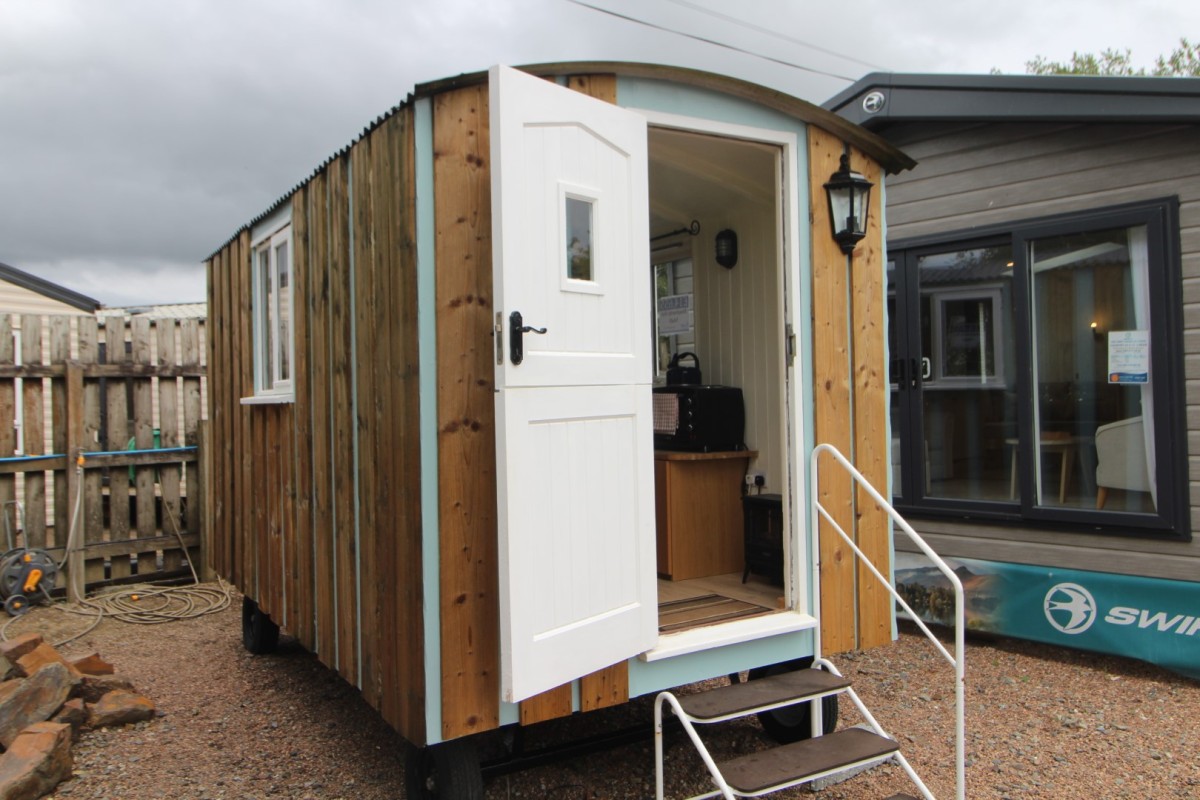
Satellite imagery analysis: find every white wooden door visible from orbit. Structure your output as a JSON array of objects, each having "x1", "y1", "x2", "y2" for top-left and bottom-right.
[{"x1": 490, "y1": 65, "x2": 657, "y2": 703}]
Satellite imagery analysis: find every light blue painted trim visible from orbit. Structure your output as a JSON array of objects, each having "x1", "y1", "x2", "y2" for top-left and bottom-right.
[
  {"x1": 628, "y1": 630, "x2": 815, "y2": 698},
  {"x1": 415, "y1": 97, "x2": 444, "y2": 745},
  {"x1": 499, "y1": 700, "x2": 519, "y2": 727},
  {"x1": 616, "y1": 77, "x2": 805, "y2": 135},
  {"x1": 348, "y1": 156, "x2": 364, "y2": 690},
  {"x1": 618, "y1": 72, "x2": 821, "y2": 622}
]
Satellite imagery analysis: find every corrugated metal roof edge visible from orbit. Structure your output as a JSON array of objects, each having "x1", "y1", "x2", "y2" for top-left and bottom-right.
[
  {"x1": 0, "y1": 261, "x2": 102, "y2": 312},
  {"x1": 206, "y1": 93, "x2": 416, "y2": 262}
]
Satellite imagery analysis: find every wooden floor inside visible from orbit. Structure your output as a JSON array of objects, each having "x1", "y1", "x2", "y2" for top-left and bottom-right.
[{"x1": 657, "y1": 572, "x2": 783, "y2": 634}]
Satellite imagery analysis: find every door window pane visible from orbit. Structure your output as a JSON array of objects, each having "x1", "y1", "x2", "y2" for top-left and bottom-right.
[
  {"x1": 565, "y1": 197, "x2": 593, "y2": 281},
  {"x1": 917, "y1": 246, "x2": 1014, "y2": 502},
  {"x1": 1029, "y1": 226, "x2": 1152, "y2": 512}
]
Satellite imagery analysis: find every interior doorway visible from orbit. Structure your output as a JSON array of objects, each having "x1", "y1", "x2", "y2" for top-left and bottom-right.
[{"x1": 645, "y1": 123, "x2": 791, "y2": 637}]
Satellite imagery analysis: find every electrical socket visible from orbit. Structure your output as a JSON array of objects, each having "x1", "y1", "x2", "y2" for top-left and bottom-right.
[
  {"x1": 753, "y1": 474, "x2": 766, "y2": 488},
  {"x1": 744, "y1": 474, "x2": 756, "y2": 486}
]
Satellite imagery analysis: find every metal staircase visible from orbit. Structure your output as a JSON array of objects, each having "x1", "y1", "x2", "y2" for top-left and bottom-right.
[{"x1": 653, "y1": 444, "x2": 965, "y2": 800}]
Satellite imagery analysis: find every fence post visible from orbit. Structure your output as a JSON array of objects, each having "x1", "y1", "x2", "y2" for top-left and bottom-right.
[
  {"x1": 198, "y1": 421, "x2": 215, "y2": 582},
  {"x1": 65, "y1": 362, "x2": 85, "y2": 602}
]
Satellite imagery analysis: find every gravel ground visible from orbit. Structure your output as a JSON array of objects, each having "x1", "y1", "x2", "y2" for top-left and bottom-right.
[{"x1": 6, "y1": 584, "x2": 1198, "y2": 799}]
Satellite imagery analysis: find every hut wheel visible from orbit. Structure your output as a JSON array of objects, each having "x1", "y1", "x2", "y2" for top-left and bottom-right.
[
  {"x1": 241, "y1": 596, "x2": 280, "y2": 655},
  {"x1": 747, "y1": 657, "x2": 839, "y2": 744},
  {"x1": 404, "y1": 739, "x2": 483, "y2": 800}
]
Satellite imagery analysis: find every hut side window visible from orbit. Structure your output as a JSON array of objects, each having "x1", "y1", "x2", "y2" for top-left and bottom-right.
[{"x1": 252, "y1": 225, "x2": 293, "y2": 399}]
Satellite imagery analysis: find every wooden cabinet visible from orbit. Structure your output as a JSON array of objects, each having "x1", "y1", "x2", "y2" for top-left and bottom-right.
[{"x1": 654, "y1": 450, "x2": 755, "y2": 581}]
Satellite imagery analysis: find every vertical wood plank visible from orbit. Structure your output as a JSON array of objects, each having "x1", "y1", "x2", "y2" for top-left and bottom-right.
[
  {"x1": 135, "y1": 320, "x2": 158, "y2": 572},
  {"x1": 205, "y1": 255, "x2": 225, "y2": 579},
  {"x1": 368, "y1": 117, "x2": 399, "y2": 727},
  {"x1": 50, "y1": 316, "x2": 70, "y2": 549},
  {"x1": 0, "y1": 317, "x2": 14, "y2": 547},
  {"x1": 850, "y1": 147, "x2": 893, "y2": 650},
  {"x1": 390, "y1": 109, "x2": 426, "y2": 742},
  {"x1": 566, "y1": 74, "x2": 617, "y2": 103},
  {"x1": 181, "y1": 319, "x2": 203, "y2": 538},
  {"x1": 351, "y1": 135, "x2": 381, "y2": 705},
  {"x1": 131, "y1": 319, "x2": 156, "y2": 562},
  {"x1": 237, "y1": 231, "x2": 256, "y2": 600},
  {"x1": 77, "y1": 317, "x2": 105, "y2": 584},
  {"x1": 329, "y1": 154, "x2": 358, "y2": 682},
  {"x1": 580, "y1": 661, "x2": 629, "y2": 712},
  {"x1": 290, "y1": 185, "x2": 316, "y2": 650},
  {"x1": 809, "y1": 129, "x2": 858, "y2": 655},
  {"x1": 65, "y1": 363, "x2": 84, "y2": 601},
  {"x1": 435, "y1": 84, "x2": 500, "y2": 739},
  {"x1": 105, "y1": 316, "x2": 131, "y2": 578},
  {"x1": 158, "y1": 322, "x2": 183, "y2": 573},
  {"x1": 309, "y1": 169, "x2": 337, "y2": 665},
  {"x1": 519, "y1": 685, "x2": 573, "y2": 726},
  {"x1": 21, "y1": 316, "x2": 46, "y2": 549}
]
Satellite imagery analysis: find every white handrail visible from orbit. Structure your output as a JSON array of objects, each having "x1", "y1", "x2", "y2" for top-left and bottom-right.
[{"x1": 809, "y1": 443, "x2": 966, "y2": 800}]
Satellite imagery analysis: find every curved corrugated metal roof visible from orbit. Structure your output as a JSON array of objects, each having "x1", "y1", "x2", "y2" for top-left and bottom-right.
[{"x1": 209, "y1": 62, "x2": 915, "y2": 261}]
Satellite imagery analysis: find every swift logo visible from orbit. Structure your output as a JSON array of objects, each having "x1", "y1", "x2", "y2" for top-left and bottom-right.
[{"x1": 1044, "y1": 583, "x2": 1098, "y2": 635}]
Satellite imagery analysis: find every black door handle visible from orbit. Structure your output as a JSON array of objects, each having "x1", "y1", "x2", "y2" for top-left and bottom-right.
[{"x1": 509, "y1": 311, "x2": 547, "y2": 365}]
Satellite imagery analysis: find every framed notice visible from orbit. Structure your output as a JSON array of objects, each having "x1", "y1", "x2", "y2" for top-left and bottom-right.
[
  {"x1": 657, "y1": 294, "x2": 692, "y2": 336},
  {"x1": 1107, "y1": 330, "x2": 1150, "y2": 384}
]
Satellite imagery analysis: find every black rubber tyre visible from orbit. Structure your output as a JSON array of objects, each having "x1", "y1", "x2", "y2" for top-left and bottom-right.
[
  {"x1": 241, "y1": 596, "x2": 280, "y2": 655},
  {"x1": 405, "y1": 739, "x2": 484, "y2": 800},
  {"x1": 748, "y1": 658, "x2": 839, "y2": 744}
]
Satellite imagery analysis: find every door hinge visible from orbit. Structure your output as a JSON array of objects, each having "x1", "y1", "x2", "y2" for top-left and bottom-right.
[{"x1": 495, "y1": 312, "x2": 504, "y2": 366}]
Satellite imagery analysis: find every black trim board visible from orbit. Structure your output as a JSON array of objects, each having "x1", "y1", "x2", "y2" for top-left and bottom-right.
[
  {"x1": 825, "y1": 72, "x2": 1200, "y2": 131},
  {"x1": 0, "y1": 261, "x2": 100, "y2": 312}
]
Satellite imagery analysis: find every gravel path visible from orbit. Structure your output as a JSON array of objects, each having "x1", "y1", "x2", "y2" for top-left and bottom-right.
[{"x1": 7, "y1": 585, "x2": 1196, "y2": 799}]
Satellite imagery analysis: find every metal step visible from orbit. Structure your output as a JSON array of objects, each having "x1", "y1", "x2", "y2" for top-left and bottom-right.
[
  {"x1": 676, "y1": 668, "x2": 850, "y2": 721},
  {"x1": 716, "y1": 728, "x2": 899, "y2": 795}
]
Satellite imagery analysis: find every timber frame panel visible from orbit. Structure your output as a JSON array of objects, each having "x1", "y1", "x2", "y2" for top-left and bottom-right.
[{"x1": 206, "y1": 109, "x2": 425, "y2": 744}]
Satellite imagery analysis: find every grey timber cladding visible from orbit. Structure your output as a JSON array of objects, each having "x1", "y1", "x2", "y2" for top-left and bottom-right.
[{"x1": 880, "y1": 119, "x2": 1200, "y2": 578}]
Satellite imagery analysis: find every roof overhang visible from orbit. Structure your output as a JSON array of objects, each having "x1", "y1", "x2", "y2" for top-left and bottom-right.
[
  {"x1": 419, "y1": 61, "x2": 916, "y2": 174},
  {"x1": 824, "y1": 72, "x2": 1200, "y2": 132}
]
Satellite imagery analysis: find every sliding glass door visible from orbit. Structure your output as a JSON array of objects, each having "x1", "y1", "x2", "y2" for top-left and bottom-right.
[{"x1": 887, "y1": 201, "x2": 1184, "y2": 534}]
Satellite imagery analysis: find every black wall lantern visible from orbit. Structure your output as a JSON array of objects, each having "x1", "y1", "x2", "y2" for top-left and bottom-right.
[
  {"x1": 715, "y1": 228, "x2": 738, "y2": 269},
  {"x1": 823, "y1": 153, "x2": 874, "y2": 255}
]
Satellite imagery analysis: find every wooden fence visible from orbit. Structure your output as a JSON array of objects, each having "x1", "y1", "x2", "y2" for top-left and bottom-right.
[{"x1": 0, "y1": 313, "x2": 206, "y2": 598}]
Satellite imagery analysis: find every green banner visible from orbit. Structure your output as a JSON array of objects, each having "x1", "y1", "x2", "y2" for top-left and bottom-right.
[{"x1": 895, "y1": 554, "x2": 1200, "y2": 681}]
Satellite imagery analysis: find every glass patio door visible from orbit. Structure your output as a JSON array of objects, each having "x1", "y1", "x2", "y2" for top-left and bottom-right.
[{"x1": 890, "y1": 242, "x2": 1017, "y2": 507}]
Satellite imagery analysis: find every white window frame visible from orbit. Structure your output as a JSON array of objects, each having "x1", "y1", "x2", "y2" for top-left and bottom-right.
[{"x1": 245, "y1": 223, "x2": 294, "y2": 403}]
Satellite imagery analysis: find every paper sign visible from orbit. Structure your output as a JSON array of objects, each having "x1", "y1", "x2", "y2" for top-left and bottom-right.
[
  {"x1": 1107, "y1": 330, "x2": 1150, "y2": 384},
  {"x1": 657, "y1": 294, "x2": 692, "y2": 336}
]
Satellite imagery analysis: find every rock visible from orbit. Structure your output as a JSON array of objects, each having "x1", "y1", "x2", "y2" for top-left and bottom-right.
[
  {"x1": 14, "y1": 644, "x2": 83, "y2": 682},
  {"x1": 75, "y1": 673, "x2": 135, "y2": 704},
  {"x1": 0, "y1": 721, "x2": 73, "y2": 800},
  {"x1": 0, "y1": 663, "x2": 73, "y2": 748},
  {"x1": 87, "y1": 690, "x2": 155, "y2": 728},
  {"x1": 68, "y1": 653, "x2": 114, "y2": 677},
  {"x1": 51, "y1": 698, "x2": 87, "y2": 737},
  {"x1": 0, "y1": 634, "x2": 43, "y2": 664}
]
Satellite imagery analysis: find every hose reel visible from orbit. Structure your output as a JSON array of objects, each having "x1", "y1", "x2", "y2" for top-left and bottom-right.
[{"x1": 1, "y1": 502, "x2": 57, "y2": 616}]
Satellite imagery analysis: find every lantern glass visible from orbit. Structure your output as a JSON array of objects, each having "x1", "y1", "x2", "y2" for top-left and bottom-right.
[{"x1": 824, "y1": 153, "x2": 874, "y2": 255}]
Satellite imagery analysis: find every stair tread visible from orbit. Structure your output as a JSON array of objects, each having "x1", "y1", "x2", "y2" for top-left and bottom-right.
[
  {"x1": 677, "y1": 669, "x2": 850, "y2": 720},
  {"x1": 716, "y1": 728, "x2": 899, "y2": 794}
]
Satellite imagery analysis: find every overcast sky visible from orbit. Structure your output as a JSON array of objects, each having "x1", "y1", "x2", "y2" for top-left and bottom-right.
[{"x1": 1, "y1": 0, "x2": 1196, "y2": 308}]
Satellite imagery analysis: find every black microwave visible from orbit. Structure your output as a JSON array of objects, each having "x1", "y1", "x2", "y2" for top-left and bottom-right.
[{"x1": 652, "y1": 385, "x2": 745, "y2": 452}]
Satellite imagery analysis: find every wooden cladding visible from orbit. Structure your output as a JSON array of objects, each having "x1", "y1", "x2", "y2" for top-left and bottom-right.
[
  {"x1": 206, "y1": 109, "x2": 424, "y2": 744},
  {"x1": 809, "y1": 127, "x2": 892, "y2": 654}
]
